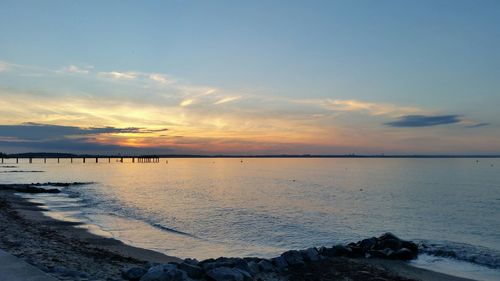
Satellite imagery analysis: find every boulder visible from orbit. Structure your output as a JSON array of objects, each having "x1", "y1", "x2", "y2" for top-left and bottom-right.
[
  {"x1": 379, "y1": 232, "x2": 400, "y2": 241},
  {"x1": 395, "y1": 248, "x2": 415, "y2": 260},
  {"x1": 301, "y1": 247, "x2": 320, "y2": 262},
  {"x1": 246, "y1": 261, "x2": 260, "y2": 275},
  {"x1": 178, "y1": 262, "x2": 204, "y2": 279},
  {"x1": 368, "y1": 248, "x2": 394, "y2": 259},
  {"x1": 347, "y1": 244, "x2": 364, "y2": 257},
  {"x1": 122, "y1": 267, "x2": 147, "y2": 281},
  {"x1": 202, "y1": 257, "x2": 243, "y2": 271},
  {"x1": 332, "y1": 244, "x2": 353, "y2": 257},
  {"x1": 271, "y1": 256, "x2": 288, "y2": 270},
  {"x1": 401, "y1": 240, "x2": 419, "y2": 255},
  {"x1": 358, "y1": 237, "x2": 377, "y2": 251},
  {"x1": 140, "y1": 264, "x2": 188, "y2": 281},
  {"x1": 233, "y1": 259, "x2": 251, "y2": 274},
  {"x1": 201, "y1": 262, "x2": 220, "y2": 271},
  {"x1": 183, "y1": 258, "x2": 200, "y2": 266},
  {"x1": 234, "y1": 268, "x2": 253, "y2": 281},
  {"x1": 375, "y1": 239, "x2": 402, "y2": 251},
  {"x1": 281, "y1": 250, "x2": 304, "y2": 266},
  {"x1": 257, "y1": 260, "x2": 274, "y2": 272},
  {"x1": 206, "y1": 267, "x2": 250, "y2": 281}
]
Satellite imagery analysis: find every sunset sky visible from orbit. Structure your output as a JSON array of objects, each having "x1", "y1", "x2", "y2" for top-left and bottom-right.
[{"x1": 1, "y1": 0, "x2": 499, "y2": 155}]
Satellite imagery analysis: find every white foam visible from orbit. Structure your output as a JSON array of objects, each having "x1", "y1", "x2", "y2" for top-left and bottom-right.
[{"x1": 411, "y1": 254, "x2": 500, "y2": 281}]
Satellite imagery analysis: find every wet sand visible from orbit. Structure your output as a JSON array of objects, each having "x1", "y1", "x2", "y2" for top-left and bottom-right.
[
  {"x1": 0, "y1": 190, "x2": 179, "y2": 280},
  {"x1": 0, "y1": 189, "x2": 476, "y2": 281}
]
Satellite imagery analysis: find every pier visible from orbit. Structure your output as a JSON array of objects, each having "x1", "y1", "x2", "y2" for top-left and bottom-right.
[{"x1": 0, "y1": 156, "x2": 162, "y2": 164}]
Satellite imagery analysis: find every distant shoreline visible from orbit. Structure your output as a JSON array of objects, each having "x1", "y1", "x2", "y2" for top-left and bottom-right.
[{"x1": 2, "y1": 152, "x2": 500, "y2": 159}]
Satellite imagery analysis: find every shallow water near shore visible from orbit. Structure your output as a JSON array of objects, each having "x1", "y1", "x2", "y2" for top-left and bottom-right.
[{"x1": 1, "y1": 158, "x2": 499, "y2": 280}]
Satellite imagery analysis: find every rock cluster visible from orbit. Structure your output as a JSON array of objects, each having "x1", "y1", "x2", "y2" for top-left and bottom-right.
[
  {"x1": 122, "y1": 233, "x2": 418, "y2": 281},
  {"x1": 347, "y1": 233, "x2": 419, "y2": 260}
]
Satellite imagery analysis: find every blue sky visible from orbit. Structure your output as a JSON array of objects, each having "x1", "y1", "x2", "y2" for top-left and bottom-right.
[{"x1": 0, "y1": 0, "x2": 499, "y2": 154}]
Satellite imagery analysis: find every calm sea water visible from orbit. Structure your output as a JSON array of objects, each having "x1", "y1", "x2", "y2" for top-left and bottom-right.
[{"x1": 1, "y1": 158, "x2": 499, "y2": 280}]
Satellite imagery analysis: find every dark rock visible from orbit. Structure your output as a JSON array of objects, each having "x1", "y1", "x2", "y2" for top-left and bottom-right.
[
  {"x1": 271, "y1": 256, "x2": 288, "y2": 270},
  {"x1": 348, "y1": 245, "x2": 364, "y2": 257},
  {"x1": 178, "y1": 262, "x2": 204, "y2": 279},
  {"x1": 375, "y1": 239, "x2": 402, "y2": 251},
  {"x1": 146, "y1": 262, "x2": 161, "y2": 269},
  {"x1": 201, "y1": 262, "x2": 220, "y2": 271},
  {"x1": 206, "y1": 267, "x2": 249, "y2": 281},
  {"x1": 281, "y1": 250, "x2": 304, "y2": 266},
  {"x1": 140, "y1": 264, "x2": 188, "y2": 281},
  {"x1": 257, "y1": 260, "x2": 274, "y2": 272},
  {"x1": 122, "y1": 267, "x2": 147, "y2": 281},
  {"x1": 234, "y1": 268, "x2": 253, "y2": 281},
  {"x1": 233, "y1": 259, "x2": 251, "y2": 274},
  {"x1": 319, "y1": 244, "x2": 352, "y2": 258},
  {"x1": 358, "y1": 237, "x2": 377, "y2": 251},
  {"x1": 379, "y1": 232, "x2": 400, "y2": 241},
  {"x1": 395, "y1": 248, "x2": 415, "y2": 260},
  {"x1": 243, "y1": 257, "x2": 261, "y2": 263},
  {"x1": 300, "y1": 247, "x2": 320, "y2": 262},
  {"x1": 368, "y1": 248, "x2": 394, "y2": 259},
  {"x1": 246, "y1": 261, "x2": 259, "y2": 275},
  {"x1": 401, "y1": 240, "x2": 419, "y2": 255},
  {"x1": 183, "y1": 258, "x2": 200, "y2": 265}
]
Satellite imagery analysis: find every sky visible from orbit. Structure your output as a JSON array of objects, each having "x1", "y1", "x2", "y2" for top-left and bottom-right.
[{"x1": 0, "y1": 0, "x2": 499, "y2": 155}]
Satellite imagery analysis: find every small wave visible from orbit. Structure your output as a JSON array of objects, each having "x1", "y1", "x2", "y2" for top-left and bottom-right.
[
  {"x1": 418, "y1": 240, "x2": 500, "y2": 269},
  {"x1": 151, "y1": 223, "x2": 198, "y2": 238}
]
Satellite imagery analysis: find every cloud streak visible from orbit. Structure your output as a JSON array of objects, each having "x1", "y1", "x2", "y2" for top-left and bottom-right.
[
  {"x1": 297, "y1": 99, "x2": 421, "y2": 117},
  {"x1": 214, "y1": 96, "x2": 241, "y2": 105},
  {"x1": 0, "y1": 123, "x2": 168, "y2": 141},
  {"x1": 385, "y1": 115, "x2": 462, "y2": 127},
  {"x1": 98, "y1": 71, "x2": 137, "y2": 80},
  {"x1": 465, "y1": 122, "x2": 489, "y2": 128},
  {"x1": 59, "y1": 65, "x2": 91, "y2": 74}
]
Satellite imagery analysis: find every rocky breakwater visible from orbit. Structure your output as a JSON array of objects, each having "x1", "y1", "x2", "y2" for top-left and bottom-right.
[{"x1": 122, "y1": 233, "x2": 419, "y2": 281}]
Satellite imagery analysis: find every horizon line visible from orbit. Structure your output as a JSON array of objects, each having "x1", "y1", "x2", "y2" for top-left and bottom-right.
[{"x1": 1, "y1": 152, "x2": 500, "y2": 159}]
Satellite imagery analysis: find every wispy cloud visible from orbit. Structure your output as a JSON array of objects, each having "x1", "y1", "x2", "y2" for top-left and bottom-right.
[
  {"x1": 464, "y1": 122, "x2": 489, "y2": 128},
  {"x1": 98, "y1": 71, "x2": 137, "y2": 80},
  {"x1": 385, "y1": 115, "x2": 461, "y2": 127},
  {"x1": 0, "y1": 61, "x2": 9, "y2": 72},
  {"x1": 180, "y1": 99, "x2": 195, "y2": 107},
  {"x1": 214, "y1": 96, "x2": 241, "y2": 105},
  {"x1": 149, "y1": 73, "x2": 173, "y2": 84},
  {"x1": 58, "y1": 65, "x2": 91, "y2": 74},
  {"x1": 297, "y1": 99, "x2": 421, "y2": 117}
]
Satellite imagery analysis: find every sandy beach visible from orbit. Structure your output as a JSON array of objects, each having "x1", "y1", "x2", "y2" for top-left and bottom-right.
[{"x1": 0, "y1": 185, "x2": 477, "y2": 281}]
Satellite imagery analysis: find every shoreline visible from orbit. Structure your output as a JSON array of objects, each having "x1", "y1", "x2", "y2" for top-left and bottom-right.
[{"x1": 0, "y1": 187, "x2": 476, "y2": 281}]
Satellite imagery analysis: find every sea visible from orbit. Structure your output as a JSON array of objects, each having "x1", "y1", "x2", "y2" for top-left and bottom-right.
[{"x1": 1, "y1": 158, "x2": 499, "y2": 280}]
